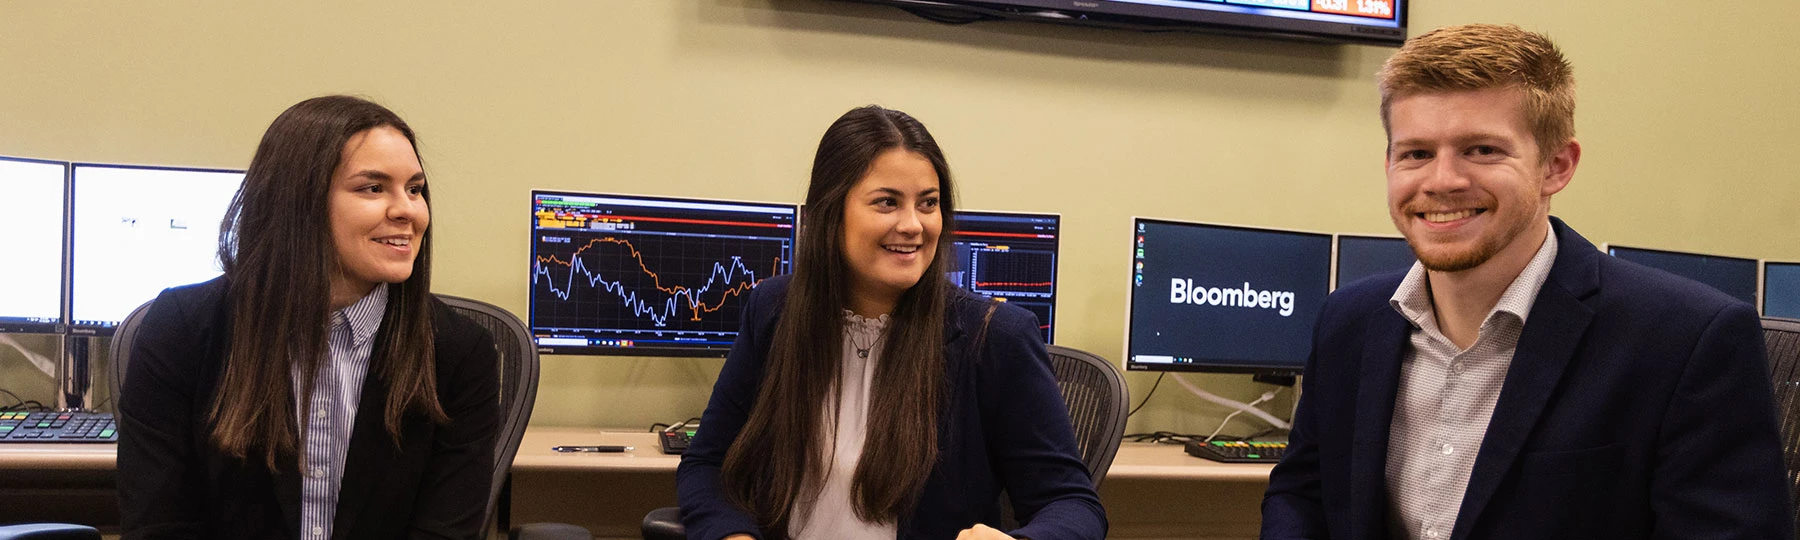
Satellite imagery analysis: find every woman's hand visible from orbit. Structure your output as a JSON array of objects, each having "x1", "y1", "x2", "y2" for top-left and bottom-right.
[{"x1": 955, "y1": 523, "x2": 1017, "y2": 539}]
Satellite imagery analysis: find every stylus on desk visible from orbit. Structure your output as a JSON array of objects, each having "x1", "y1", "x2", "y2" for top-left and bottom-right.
[{"x1": 551, "y1": 445, "x2": 633, "y2": 453}]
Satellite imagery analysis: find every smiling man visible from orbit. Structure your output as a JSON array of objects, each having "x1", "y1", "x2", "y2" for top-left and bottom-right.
[{"x1": 1261, "y1": 24, "x2": 1792, "y2": 540}]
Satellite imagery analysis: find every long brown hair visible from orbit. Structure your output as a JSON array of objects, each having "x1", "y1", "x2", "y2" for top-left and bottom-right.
[
  {"x1": 722, "y1": 105, "x2": 957, "y2": 535},
  {"x1": 211, "y1": 95, "x2": 446, "y2": 470}
]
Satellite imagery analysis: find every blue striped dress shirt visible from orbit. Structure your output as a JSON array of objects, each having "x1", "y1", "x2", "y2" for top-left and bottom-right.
[{"x1": 292, "y1": 285, "x2": 386, "y2": 540}]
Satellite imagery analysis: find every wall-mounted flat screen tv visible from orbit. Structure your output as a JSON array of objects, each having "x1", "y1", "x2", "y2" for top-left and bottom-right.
[{"x1": 839, "y1": 0, "x2": 1406, "y2": 46}]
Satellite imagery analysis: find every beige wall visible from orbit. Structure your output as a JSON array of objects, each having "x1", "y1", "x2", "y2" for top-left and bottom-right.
[{"x1": 3, "y1": 1, "x2": 1796, "y2": 436}]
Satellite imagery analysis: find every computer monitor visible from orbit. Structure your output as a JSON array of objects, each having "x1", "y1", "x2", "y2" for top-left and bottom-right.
[
  {"x1": 1125, "y1": 219, "x2": 1332, "y2": 374},
  {"x1": 1765, "y1": 262, "x2": 1800, "y2": 319},
  {"x1": 0, "y1": 156, "x2": 69, "y2": 333},
  {"x1": 1334, "y1": 234, "x2": 1416, "y2": 290},
  {"x1": 1605, "y1": 244, "x2": 1758, "y2": 306},
  {"x1": 529, "y1": 191, "x2": 797, "y2": 356},
  {"x1": 69, "y1": 163, "x2": 245, "y2": 334},
  {"x1": 948, "y1": 210, "x2": 1060, "y2": 342}
]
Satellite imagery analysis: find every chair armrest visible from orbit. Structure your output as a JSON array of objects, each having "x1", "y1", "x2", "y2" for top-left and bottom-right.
[
  {"x1": 641, "y1": 506, "x2": 686, "y2": 540},
  {"x1": 510, "y1": 522, "x2": 593, "y2": 540},
  {"x1": 0, "y1": 524, "x2": 102, "y2": 540}
]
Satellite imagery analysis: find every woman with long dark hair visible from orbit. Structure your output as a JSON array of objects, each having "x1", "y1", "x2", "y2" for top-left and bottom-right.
[
  {"x1": 117, "y1": 95, "x2": 499, "y2": 539},
  {"x1": 676, "y1": 106, "x2": 1105, "y2": 540}
]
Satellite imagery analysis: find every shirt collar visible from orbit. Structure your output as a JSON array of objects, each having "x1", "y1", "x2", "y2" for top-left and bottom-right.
[
  {"x1": 1390, "y1": 224, "x2": 1560, "y2": 328},
  {"x1": 335, "y1": 284, "x2": 389, "y2": 347}
]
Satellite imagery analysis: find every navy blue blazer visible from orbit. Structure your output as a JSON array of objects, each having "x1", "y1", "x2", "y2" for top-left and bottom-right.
[
  {"x1": 676, "y1": 274, "x2": 1106, "y2": 540},
  {"x1": 1262, "y1": 217, "x2": 1792, "y2": 540},
  {"x1": 117, "y1": 277, "x2": 500, "y2": 540}
]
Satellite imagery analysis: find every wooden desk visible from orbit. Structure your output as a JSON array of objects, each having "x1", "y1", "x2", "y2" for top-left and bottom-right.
[
  {"x1": 512, "y1": 428, "x2": 1274, "y2": 480},
  {"x1": 510, "y1": 428, "x2": 1273, "y2": 539},
  {"x1": 0, "y1": 443, "x2": 120, "y2": 527},
  {"x1": 2, "y1": 429, "x2": 1275, "y2": 540}
]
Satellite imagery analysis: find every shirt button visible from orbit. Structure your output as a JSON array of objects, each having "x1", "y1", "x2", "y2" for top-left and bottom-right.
[
  {"x1": 312, "y1": 526, "x2": 324, "y2": 536},
  {"x1": 1439, "y1": 443, "x2": 1454, "y2": 455},
  {"x1": 1423, "y1": 526, "x2": 1439, "y2": 539},
  {"x1": 316, "y1": 409, "x2": 328, "y2": 420},
  {"x1": 311, "y1": 467, "x2": 325, "y2": 478}
]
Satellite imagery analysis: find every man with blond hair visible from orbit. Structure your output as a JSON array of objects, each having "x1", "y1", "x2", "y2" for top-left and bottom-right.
[{"x1": 1262, "y1": 24, "x2": 1791, "y2": 540}]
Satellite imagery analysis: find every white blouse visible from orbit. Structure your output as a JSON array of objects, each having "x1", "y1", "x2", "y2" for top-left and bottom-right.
[{"x1": 787, "y1": 312, "x2": 900, "y2": 540}]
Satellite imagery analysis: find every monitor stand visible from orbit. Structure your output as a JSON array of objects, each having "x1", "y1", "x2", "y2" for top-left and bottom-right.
[{"x1": 56, "y1": 335, "x2": 92, "y2": 410}]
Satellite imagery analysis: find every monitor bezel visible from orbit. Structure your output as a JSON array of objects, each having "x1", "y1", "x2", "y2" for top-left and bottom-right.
[
  {"x1": 1331, "y1": 232, "x2": 1412, "y2": 292},
  {"x1": 953, "y1": 208, "x2": 1062, "y2": 343},
  {"x1": 527, "y1": 189, "x2": 799, "y2": 358},
  {"x1": 0, "y1": 155, "x2": 71, "y2": 334},
  {"x1": 1601, "y1": 243, "x2": 1762, "y2": 311},
  {"x1": 67, "y1": 162, "x2": 246, "y2": 336},
  {"x1": 1123, "y1": 216, "x2": 1333, "y2": 376}
]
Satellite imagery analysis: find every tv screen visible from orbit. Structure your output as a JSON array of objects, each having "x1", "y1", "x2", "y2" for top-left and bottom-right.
[
  {"x1": 1335, "y1": 234, "x2": 1415, "y2": 290},
  {"x1": 69, "y1": 163, "x2": 244, "y2": 334},
  {"x1": 529, "y1": 191, "x2": 797, "y2": 357},
  {"x1": 0, "y1": 156, "x2": 69, "y2": 333},
  {"x1": 841, "y1": 0, "x2": 1406, "y2": 46},
  {"x1": 948, "y1": 210, "x2": 1060, "y2": 343},
  {"x1": 1125, "y1": 218, "x2": 1331, "y2": 374},
  {"x1": 1767, "y1": 262, "x2": 1800, "y2": 319},
  {"x1": 1606, "y1": 245, "x2": 1758, "y2": 307}
]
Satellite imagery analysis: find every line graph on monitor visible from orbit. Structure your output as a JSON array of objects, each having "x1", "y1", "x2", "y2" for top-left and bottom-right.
[
  {"x1": 532, "y1": 231, "x2": 787, "y2": 335},
  {"x1": 969, "y1": 248, "x2": 1055, "y2": 296}
]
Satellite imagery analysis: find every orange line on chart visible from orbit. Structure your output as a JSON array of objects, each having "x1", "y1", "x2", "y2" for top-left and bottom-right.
[
  {"x1": 974, "y1": 281, "x2": 1053, "y2": 288},
  {"x1": 537, "y1": 236, "x2": 782, "y2": 321}
]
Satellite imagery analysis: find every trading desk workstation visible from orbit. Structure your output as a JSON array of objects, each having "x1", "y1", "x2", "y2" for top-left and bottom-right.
[{"x1": 3, "y1": 161, "x2": 1791, "y2": 538}]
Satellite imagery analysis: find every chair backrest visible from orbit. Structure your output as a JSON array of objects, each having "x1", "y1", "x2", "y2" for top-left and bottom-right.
[
  {"x1": 437, "y1": 295, "x2": 539, "y2": 533},
  {"x1": 1045, "y1": 345, "x2": 1130, "y2": 489},
  {"x1": 109, "y1": 294, "x2": 539, "y2": 533},
  {"x1": 109, "y1": 300, "x2": 157, "y2": 410},
  {"x1": 1762, "y1": 317, "x2": 1800, "y2": 540}
]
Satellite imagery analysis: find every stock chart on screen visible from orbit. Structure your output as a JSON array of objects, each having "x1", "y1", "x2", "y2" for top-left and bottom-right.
[
  {"x1": 529, "y1": 191, "x2": 796, "y2": 356},
  {"x1": 949, "y1": 210, "x2": 1060, "y2": 342}
]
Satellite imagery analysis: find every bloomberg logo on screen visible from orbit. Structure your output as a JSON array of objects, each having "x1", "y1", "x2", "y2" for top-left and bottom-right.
[{"x1": 1169, "y1": 278, "x2": 1296, "y2": 317}]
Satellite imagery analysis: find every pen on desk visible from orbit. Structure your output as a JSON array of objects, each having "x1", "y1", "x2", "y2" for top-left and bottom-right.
[{"x1": 552, "y1": 445, "x2": 634, "y2": 453}]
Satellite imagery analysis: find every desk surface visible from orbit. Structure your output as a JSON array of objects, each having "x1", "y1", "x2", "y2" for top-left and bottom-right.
[
  {"x1": 2, "y1": 427, "x2": 1276, "y2": 483},
  {"x1": 514, "y1": 427, "x2": 1274, "y2": 482},
  {"x1": 0, "y1": 443, "x2": 118, "y2": 470}
]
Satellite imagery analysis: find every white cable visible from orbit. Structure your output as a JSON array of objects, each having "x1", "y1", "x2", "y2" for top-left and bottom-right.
[
  {"x1": 1202, "y1": 389, "x2": 1280, "y2": 442},
  {"x1": 1171, "y1": 373, "x2": 1292, "y2": 430}
]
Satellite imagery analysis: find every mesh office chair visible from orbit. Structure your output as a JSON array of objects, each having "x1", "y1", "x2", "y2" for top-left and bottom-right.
[
  {"x1": 112, "y1": 295, "x2": 587, "y2": 540},
  {"x1": 640, "y1": 344, "x2": 1131, "y2": 539},
  {"x1": 1763, "y1": 317, "x2": 1800, "y2": 540}
]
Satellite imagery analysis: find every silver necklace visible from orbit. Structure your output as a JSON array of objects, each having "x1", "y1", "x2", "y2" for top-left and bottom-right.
[{"x1": 849, "y1": 327, "x2": 886, "y2": 359}]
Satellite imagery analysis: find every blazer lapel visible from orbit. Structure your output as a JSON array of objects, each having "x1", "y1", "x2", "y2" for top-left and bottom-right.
[
  {"x1": 329, "y1": 363, "x2": 397, "y2": 539},
  {"x1": 1449, "y1": 218, "x2": 1601, "y2": 540},
  {"x1": 1350, "y1": 305, "x2": 1411, "y2": 540}
]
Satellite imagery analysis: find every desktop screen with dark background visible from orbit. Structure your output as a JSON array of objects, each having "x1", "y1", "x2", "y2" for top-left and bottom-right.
[
  {"x1": 1607, "y1": 245, "x2": 1758, "y2": 306},
  {"x1": 1127, "y1": 219, "x2": 1331, "y2": 373}
]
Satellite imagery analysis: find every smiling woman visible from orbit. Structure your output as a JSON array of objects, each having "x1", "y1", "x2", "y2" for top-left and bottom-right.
[
  {"x1": 116, "y1": 95, "x2": 501, "y2": 540},
  {"x1": 675, "y1": 106, "x2": 1107, "y2": 540}
]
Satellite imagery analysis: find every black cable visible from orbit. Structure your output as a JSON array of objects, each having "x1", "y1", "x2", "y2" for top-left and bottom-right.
[
  {"x1": 0, "y1": 388, "x2": 51, "y2": 412},
  {"x1": 1124, "y1": 372, "x2": 1165, "y2": 418}
]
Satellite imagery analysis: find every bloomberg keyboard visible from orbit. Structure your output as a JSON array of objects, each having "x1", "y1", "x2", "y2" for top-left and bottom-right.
[
  {"x1": 1185, "y1": 439, "x2": 1286, "y2": 463},
  {"x1": 0, "y1": 411, "x2": 117, "y2": 443}
]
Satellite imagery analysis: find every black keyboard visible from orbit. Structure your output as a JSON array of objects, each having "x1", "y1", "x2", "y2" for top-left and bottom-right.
[
  {"x1": 660, "y1": 427, "x2": 695, "y2": 455},
  {"x1": 0, "y1": 411, "x2": 117, "y2": 443},
  {"x1": 1185, "y1": 439, "x2": 1286, "y2": 463}
]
